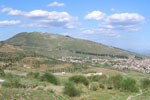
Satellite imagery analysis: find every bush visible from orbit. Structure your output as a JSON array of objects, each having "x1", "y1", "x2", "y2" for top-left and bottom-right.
[
  {"x1": 63, "y1": 81, "x2": 80, "y2": 97},
  {"x1": 0, "y1": 72, "x2": 5, "y2": 77},
  {"x1": 141, "y1": 78, "x2": 150, "y2": 89},
  {"x1": 108, "y1": 74, "x2": 123, "y2": 89},
  {"x1": 27, "y1": 72, "x2": 40, "y2": 79},
  {"x1": 40, "y1": 72, "x2": 60, "y2": 85},
  {"x1": 0, "y1": 68, "x2": 4, "y2": 72},
  {"x1": 108, "y1": 75, "x2": 139, "y2": 92},
  {"x1": 99, "y1": 83, "x2": 105, "y2": 89},
  {"x1": 69, "y1": 75, "x2": 89, "y2": 86},
  {"x1": 121, "y1": 77, "x2": 139, "y2": 92},
  {"x1": 89, "y1": 82, "x2": 99, "y2": 91},
  {"x1": 89, "y1": 75, "x2": 107, "y2": 83},
  {"x1": 2, "y1": 78, "x2": 20, "y2": 88},
  {"x1": 47, "y1": 89, "x2": 55, "y2": 94}
]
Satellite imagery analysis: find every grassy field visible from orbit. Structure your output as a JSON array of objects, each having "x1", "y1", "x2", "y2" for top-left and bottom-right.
[
  {"x1": 0, "y1": 67, "x2": 150, "y2": 100},
  {"x1": 132, "y1": 90, "x2": 150, "y2": 100}
]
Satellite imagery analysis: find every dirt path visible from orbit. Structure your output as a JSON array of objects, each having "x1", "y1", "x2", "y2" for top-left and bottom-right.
[{"x1": 126, "y1": 90, "x2": 143, "y2": 100}]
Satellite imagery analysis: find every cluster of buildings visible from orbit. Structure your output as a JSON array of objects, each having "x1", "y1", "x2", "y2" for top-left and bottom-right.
[
  {"x1": 112, "y1": 59, "x2": 150, "y2": 73},
  {"x1": 58, "y1": 56, "x2": 150, "y2": 73},
  {"x1": 58, "y1": 56, "x2": 83, "y2": 63}
]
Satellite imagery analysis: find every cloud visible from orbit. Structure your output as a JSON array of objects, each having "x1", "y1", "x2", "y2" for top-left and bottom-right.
[
  {"x1": 81, "y1": 28, "x2": 120, "y2": 38},
  {"x1": 99, "y1": 13, "x2": 145, "y2": 31},
  {"x1": 20, "y1": 24, "x2": 48, "y2": 28},
  {"x1": 47, "y1": 1, "x2": 65, "y2": 7},
  {"x1": 110, "y1": 8, "x2": 115, "y2": 11},
  {"x1": 1, "y1": 7, "x2": 78, "y2": 29},
  {"x1": 0, "y1": 20, "x2": 20, "y2": 27},
  {"x1": 85, "y1": 11, "x2": 106, "y2": 20},
  {"x1": 82, "y1": 13, "x2": 145, "y2": 38}
]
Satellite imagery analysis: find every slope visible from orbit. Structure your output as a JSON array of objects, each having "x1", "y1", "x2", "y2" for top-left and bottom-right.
[{"x1": 5, "y1": 32, "x2": 138, "y2": 58}]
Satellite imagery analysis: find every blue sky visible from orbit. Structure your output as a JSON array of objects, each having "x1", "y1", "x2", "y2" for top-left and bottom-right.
[{"x1": 0, "y1": 0, "x2": 150, "y2": 53}]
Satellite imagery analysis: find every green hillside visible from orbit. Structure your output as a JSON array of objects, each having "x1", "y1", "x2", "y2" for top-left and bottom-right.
[
  {"x1": 0, "y1": 42, "x2": 88, "y2": 72},
  {"x1": 5, "y1": 32, "x2": 137, "y2": 58}
]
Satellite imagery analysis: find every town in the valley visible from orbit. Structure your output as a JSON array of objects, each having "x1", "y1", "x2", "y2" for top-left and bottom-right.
[{"x1": 58, "y1": 56, "x2": 150, "y2": 73}]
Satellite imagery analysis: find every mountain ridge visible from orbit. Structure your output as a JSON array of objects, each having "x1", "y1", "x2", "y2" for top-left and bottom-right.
[{"x1": 5, "y1": 32, "x2": 140, "y2": 58}]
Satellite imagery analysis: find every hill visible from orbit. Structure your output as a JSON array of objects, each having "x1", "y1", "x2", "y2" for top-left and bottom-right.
[
  {"x1": 5, "y1": 32, "x2": 138, "y2": 59},
  {"x1": 0, "y1": 42, "x2": 88, "y2": 72}
]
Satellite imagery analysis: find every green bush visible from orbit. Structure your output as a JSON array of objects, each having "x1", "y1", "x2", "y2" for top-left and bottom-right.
[
  {"x1": 27, "y1": 72, "x2": 40, "y2": 79},
  {"x1": 89, "y1": 75, "x2": 107, "y2": 83},
  {"x1": 99, "y1": 83, "x2": 105, "y2": 89},
  {"x1": 47, "y1": 89, "x2": 55, "y2": 94},
  {"x1": 2, "y1": 78, "x2": 20, "y2": 88},
  {"x1": 0, "y1": 72, "x2": 5, "y2": 77},
  {"x1": 0, "y1": 68, "x2": 4, "y2": 72},
  {"x1": 108, "y1": 74, "x2": 123, "y2": 89},
  {"x1": 40, "y1": 72, "x2": 60, "y2": 85},
  {"x1": 89, "y1": 82, "x2": 99, "y2": 91},
  {"x1": 69, "y1": 75, "x2": 89, "y2": 86},
  {"x1": 63, "y1": 81, "x2": 80, "y2": 97},
  {"x1": 141, "y1": 78, "x2": 150, "y2": 89},
  {"x1": 121, "y1": 77, "x2": 139, "y2": 92},
  {"x1": 108, "y1": 75, "x2": 139, "y2": 92}
]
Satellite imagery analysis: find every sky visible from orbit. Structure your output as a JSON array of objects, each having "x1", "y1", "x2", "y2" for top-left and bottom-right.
[{"x1": 0, "y1": 0, "x2": 150, "y2": 53}]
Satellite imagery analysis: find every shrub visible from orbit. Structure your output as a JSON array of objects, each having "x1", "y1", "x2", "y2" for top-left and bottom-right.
[
  {"x1": 108, "y1": 75, "x2": 139, "y2": 92},
  {"x1": 69, "y1": 75, "x2": 89, "y2": 86},
  {"x1": 27, "y1": 72, "x2": 40, "y2": 79},
  {"x1": 63, "y1": 81, "x2": 80, "y2": 97},
  {"x1": 99, "y1": 83, "x2": 105, "y2": 89},
  {"x1": 141, "y1": 78, "x2": 150, "y2": 89},
  {"x1": 0, "y1": 68, "x2": 4, "y2": 72},
  {"x1": 89, "y1": 75, "x2": 107, "y2": 83},
  {"x1": 47, "y1": 89, "x2": 55, "y2": 94},
  {"x1": 2, "y1": 78, "x2": 20, "y2": 88},
  {"x1": 121, "y1": 77, "x2": 139, "y2": 92},
  {"x1": 40, "y1": 72, "x2": 60, "y2": 85},
  {"x1": 108, "y1": 74, "x2": 123, "y2": 89},
  {"x1": 89, "y1": 82, "x2": 99, "y2": 91},
  {"x1": 0, "y1": 72, "x2": 5, "y2": 77}
]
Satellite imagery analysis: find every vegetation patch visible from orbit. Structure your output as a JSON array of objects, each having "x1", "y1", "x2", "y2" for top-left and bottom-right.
[
  {"x1": 63, "y1": 81, "x2": 81, "y2": 97},
  {"x1": 141, "y1": 78, "x2": 150, "y2": 89},
  {"x1": 108, "y1": 74, "x2": 139, "y2": 92},
  {"x1": 40, "y1": 72, "x2": 60, "y2": 85},
  {"x1": 69, "y1": 75, "x2": 89, "y2": 86},
  {"x1": 2, "y1": 78, "x2": 20, "y2": 88},
  {"x1": 27, "y1": 72, "x2": 40, "y2": 79},
  {"x1": 89, "y1": 82, "x2": 99, "y2": 91}
]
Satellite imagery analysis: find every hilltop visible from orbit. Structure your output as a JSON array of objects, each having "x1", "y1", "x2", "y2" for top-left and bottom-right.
[{"x1": 5, "y1": 32, "x2": 139, "y2": 59}]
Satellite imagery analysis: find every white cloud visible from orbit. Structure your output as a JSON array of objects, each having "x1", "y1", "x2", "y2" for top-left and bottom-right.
[
  {"x1": 85, "y1": 11, "x2": 105, "y2": 20},
  {"x1": 1, "y1": 7, "x2": 78, "y2": 29},
  {"x1": 20, "y1": 24, "x2": 48, "y2": 28},
  {"x1": 64, "y1": 22, "x2": 79, "y2": 29},
  {"x1": 99, "y1": 13, "x2": 145, "y2": 31},
  {"x1": 47, "y1": 1, "x2": 65, "y2": 7},
  {"x1": 111, "y1": 8, "x2": 115, "y2": 11},
  {"x1": 81, "y1": 29, "x2": 96, "y2": 34},
  {"x1": 81, "y1": 28, "x2": 120, "y2": 38},
  {"x1": 0, "y1": 20, "x2": 20, "y2": 27}
]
